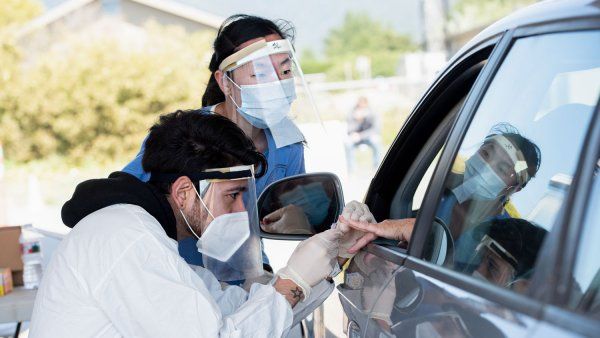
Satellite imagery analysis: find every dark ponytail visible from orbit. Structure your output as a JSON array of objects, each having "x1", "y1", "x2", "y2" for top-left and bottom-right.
[{"x1": 201, "y1": 14, "x2": 295, "y2": 107}]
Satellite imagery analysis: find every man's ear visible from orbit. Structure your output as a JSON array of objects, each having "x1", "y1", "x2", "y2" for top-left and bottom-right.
[
  {"x1": 170, "y1": 176, "x2": 194, "y2": 209},
  {"x1": 215, "y1": 70, "x2": 231, "y2": 96}
]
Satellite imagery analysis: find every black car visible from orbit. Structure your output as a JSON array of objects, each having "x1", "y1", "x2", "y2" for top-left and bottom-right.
[{"x1": 259, "y1": 0, "x2": 600, "y2": 336}]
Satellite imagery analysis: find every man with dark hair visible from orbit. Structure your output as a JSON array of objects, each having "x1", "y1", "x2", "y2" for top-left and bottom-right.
[
  {"x1": 460, "y1": 217, "x2": 547, "y2": 287},
  {"x1": 30, "y1": 110, "x2": 342, "y2": 337}
]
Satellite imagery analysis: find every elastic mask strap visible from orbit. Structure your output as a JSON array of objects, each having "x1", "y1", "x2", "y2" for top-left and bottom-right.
[
  {"x1": 194, "y1": 184, "x2": 215, "y2": 221},
  {"x1": 179, "y1": 209, "x2": 201, "y2": 240},
  {"x1": 179, "y1": 185, "x2": 215, "y2": 240},
  {"x1": 224, "y1": 73, "x2": 243, "y2": 110}
]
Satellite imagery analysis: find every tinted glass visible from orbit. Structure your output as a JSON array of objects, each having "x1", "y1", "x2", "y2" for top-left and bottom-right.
[{"x1": 423, "y1": 31, "x2": 600, "y2": 297}]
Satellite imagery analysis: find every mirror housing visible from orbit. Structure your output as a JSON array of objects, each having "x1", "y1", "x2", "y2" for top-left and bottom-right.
[{"x1": 257, "y1": 173, "x2": 344, "y2": 240}]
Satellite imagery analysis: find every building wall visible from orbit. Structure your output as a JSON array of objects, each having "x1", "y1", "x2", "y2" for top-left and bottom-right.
[{"x1": 121, "y1": 0, "x2": 215, "y2": 33}]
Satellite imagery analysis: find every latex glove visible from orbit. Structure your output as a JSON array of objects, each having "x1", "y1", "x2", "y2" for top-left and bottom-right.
[
  {"x1": 337, "y1": 201, "x2": 376, "y2": 258},
  {"x1": 262, "y1": 205, "x2": 314, "y2": 235},
  {"x1": 277, "y1": 228, "x2": 343, "y2": 300}
]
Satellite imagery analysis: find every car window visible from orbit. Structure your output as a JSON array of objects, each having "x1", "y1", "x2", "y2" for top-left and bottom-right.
[
  {"x1": 422, "y1": 31, "x2": 600, "y2": 297},
  {"x1": 389, "y1": 70, "x2": 477, "y2": 221},
  {"x1": 568, "y1": 158, "x2": 600, "y2": 319}
]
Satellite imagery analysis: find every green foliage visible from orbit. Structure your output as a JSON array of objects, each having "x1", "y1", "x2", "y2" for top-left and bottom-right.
[
  {"x1": 300, "y1": 12, "x2": 416, "y2": 80},
  {"x1": 323, "y1": 12, "x2": 417, "y2": 79},
  {"x1": 299, "y1": 49, "x2": 332, "y2": 75},
  {"x1": 0, "y1": 23, "x2": 213, "y2": 165},
  {"x1": 0, "y1": 0, "x2": 43, "y2": 27}
]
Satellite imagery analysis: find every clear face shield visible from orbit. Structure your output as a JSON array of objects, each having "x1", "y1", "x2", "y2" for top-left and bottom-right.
[
  {"x1": 219, "y1": 39, "x2": 322, "y2": 148},
  {"x1": 467, "y1": 234, "x2": 517, "y2": 287},
  {"x1": 191, "y1": 165, "x2": 263, "y2": 282}
]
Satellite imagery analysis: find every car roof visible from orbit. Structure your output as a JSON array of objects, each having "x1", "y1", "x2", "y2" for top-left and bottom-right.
[{"x1": 450, "y1": 0, "x2": 600, "y2": 63}]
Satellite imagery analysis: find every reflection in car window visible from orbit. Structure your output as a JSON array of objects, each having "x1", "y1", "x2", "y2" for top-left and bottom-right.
[
  {"x1": 341, "y1": 251, "x2": 400, "y2": 335},
  {"x1": 424, "y1": 31, "x2": 600, "y2": 296},
  {"x1": 569, "y1": 158, "x2": 600, "y2": 319}
]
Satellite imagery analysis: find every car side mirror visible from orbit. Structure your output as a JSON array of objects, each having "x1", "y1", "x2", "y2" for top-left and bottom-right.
[{"x1": 257, "y1": 173, "x2": 344, "y2": 240}]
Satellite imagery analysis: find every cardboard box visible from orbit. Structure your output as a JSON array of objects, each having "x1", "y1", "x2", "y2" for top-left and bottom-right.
[
  {"x1": 0, "y1": 226, "x2": 23, "y2": 286},
  {"x1": 0, "y1": 267, "x2": 13, "y2": 296}
]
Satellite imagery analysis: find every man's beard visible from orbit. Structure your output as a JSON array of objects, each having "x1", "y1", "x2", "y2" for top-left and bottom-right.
[{"x1": 184, "y1": 199, "x2": 212, "y2": 237}]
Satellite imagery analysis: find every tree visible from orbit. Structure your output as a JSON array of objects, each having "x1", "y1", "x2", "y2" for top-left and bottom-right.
[
  {"x1": 0, "y1": 22, "x2": 213, "y2": 165},
  {"x1": 323, "y1": 12, "x2": 416, "y2": 79},
  {"x1": 0, "y1": 0, "x2": 43, "y2": 28}
]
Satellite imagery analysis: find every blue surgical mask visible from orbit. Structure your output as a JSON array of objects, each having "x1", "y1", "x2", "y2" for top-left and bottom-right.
[
  {"x1": 279, "y1": 182, "x2": 331, "y2": 226},
  {"x1": 463, "y1": 153, "x2": 507, "y2": 200},
  {"x1": 228, "y1": 76, "x2": 296, "y2": 129}
]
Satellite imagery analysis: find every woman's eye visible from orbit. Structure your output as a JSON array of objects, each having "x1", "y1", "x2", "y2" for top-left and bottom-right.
[{"x1": 228, "y1": 192, "x2": 240, "y2": 200}]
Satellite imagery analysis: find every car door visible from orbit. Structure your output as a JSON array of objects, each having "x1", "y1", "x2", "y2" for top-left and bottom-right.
[
  {"x1": 340, "y1": 19, "x2": 600, "y2": 338},
  {"x1": 338, "y1": 28, "x2": 498, "y2": 337}
]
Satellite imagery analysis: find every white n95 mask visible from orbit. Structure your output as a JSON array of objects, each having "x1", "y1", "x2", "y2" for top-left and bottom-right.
[{"x1": 195, "y1": 211, "x2": 250, "y2": 262}]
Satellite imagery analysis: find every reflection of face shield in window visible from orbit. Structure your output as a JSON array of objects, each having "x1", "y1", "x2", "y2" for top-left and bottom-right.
[
  {"x1": 453, "y1": 135, "x2": 529, "y2": 203},
  {"x1": 468, "y1": 234, "x2": 517, "y2": 287},
  {"x1": 192, "y1": 166, "x2": 263, "y2": 282},
  {"x1": 219, "y1": 39, "x2": 322, "y2": 148}
]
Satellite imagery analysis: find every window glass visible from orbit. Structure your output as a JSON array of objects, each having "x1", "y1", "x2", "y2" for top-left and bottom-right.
[
  {"x1": 423, "y1": 31, "x2": 600, "y2": 297},
  {"x1": 568, "y1": 158, "x2": 600, "y2": 319}
]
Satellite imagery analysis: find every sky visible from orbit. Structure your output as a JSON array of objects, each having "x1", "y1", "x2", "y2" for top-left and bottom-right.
[{"x1": 41, "y1": 0, "x2": 425, "y2": 55}]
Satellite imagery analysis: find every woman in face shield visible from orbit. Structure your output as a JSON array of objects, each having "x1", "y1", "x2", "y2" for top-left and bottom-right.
[{"x1": 122, "y1": 15, "x2": 312, "y2": 284}]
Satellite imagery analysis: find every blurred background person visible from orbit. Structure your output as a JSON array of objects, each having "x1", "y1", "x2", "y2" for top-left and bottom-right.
[{"x1": 345, "y1": 96, "x2": 381, "y2": 173}]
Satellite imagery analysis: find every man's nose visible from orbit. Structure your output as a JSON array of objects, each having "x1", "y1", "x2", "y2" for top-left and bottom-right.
[{"x1": 234, "y1": 195, "x2": 246, "y2": 212}]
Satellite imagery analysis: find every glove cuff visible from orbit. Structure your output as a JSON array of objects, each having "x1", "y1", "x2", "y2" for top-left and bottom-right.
[
  {"x1": 276, "y1": 267, "x2": 312, "y2": 300},
  {"x1": 329, "y1": 261, "x2": 342, "y2": 278}
]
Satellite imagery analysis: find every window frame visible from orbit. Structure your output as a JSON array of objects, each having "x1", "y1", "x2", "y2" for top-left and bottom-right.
[
  {"x1": 363, "y1": 37, "x2": 498, "y2": 225},
  {"x1": 546, "y1": 100, "x2": 600, "y2": 315}
]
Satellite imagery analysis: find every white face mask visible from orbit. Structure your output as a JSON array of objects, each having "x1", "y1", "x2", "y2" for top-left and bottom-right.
[
  {"x1": 228, "y1": 76, "x2": 296, "y2": 129},
  {"x1": 179, "y1": 188, "x2": 250, "y2": 262},
  {"x1": 196, "y1": 211, "x2": 250, "y2": 262},
  {"x1": 462, "y1": 153, "x2": 507, "y2": 200}
]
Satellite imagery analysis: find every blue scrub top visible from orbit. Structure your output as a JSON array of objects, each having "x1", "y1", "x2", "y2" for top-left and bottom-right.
[{"x1": 122, "y1": 106, "x2": 305, "y2": 270}]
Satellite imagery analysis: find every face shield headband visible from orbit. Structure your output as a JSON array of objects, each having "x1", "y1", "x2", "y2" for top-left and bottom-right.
[{"x1": 484, "y1": 135, "x2": 529, "y2": 186}]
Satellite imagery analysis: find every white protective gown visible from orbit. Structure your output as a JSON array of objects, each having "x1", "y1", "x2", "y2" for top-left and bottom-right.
[{"x1": 29, "y1": 204, "x2": 293, "y2": 337}]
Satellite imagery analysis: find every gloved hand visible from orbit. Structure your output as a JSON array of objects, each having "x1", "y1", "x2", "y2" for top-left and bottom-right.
[
  {"x1": 277, "y1": 228, "x2": 342, "y2": 300},
  {"x1": 261, "y1": 205, "x2": 314, "y2": 235},
  {"x1": 337, "y1": 201, "x2": 376, "y2": 258}
]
